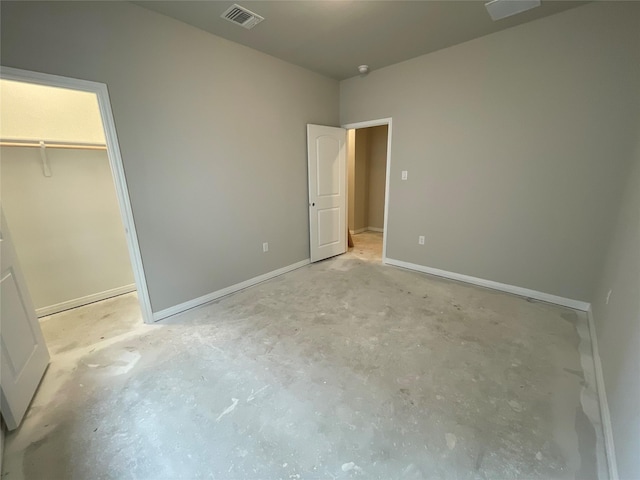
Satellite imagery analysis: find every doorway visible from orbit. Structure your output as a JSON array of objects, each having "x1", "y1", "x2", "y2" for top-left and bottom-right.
[
  {"x1": 1, "y1": 79, "x2": 138, "y2": 319},
  {"x1": 0, "y1": 67, "x2": 152, "y2": 323},
  {"x1": 343, "y1": 118, "x2": 392, "y2": 263}
]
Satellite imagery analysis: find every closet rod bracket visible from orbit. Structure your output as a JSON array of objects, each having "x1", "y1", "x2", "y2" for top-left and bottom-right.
[{"x1": 39, "y1": 141, "x2": 52, "y2": 177}]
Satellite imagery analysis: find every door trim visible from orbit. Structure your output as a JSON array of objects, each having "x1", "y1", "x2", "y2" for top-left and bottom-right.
[
  {"x1": 341, "y1": 117, "x2": 392, "y2": 264},
  {"x1": 0, "y1": 66, "x2": 154, "y2": 324}
]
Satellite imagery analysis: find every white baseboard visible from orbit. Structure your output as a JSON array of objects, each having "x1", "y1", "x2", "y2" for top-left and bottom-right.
[
  {"x1": 587, "y1": 307, "x2": 619, "y2": 480},
  {"x1": 384, "y1": 258, "x2": 590, "y2": 311},
  {"x1": 152, "y1": 259, "x2": 311, "y2": 322},
  {"x1": 350, "y1": 227, "x2": 383, "y2": 234},
  {"x1": 36, "y1": 284, "x2": 136, "y2": 317}
]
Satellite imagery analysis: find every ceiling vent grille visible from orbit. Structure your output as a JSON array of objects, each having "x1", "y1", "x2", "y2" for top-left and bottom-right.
[
  {"x1": 221, "y1": 4, "x2": 264, "y2": 29},
  {"x1": 484, "y1": 0, "x2": 540, "y2": 21}
]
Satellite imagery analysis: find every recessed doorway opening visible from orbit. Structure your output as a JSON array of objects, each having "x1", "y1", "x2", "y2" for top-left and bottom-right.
[
  {"x1": 0, "y1": 67, "x2": 152, "y2": 323},
  {"x1": 343, "y1": 118, "x2": 392, "y2": 263},
  {"x1": 0, "y1": 79, "x2": 141, "y2": 320}
]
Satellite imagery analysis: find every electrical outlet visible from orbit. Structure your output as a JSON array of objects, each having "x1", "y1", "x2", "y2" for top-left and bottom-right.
[
  {"x1": 401, "y1": 170, "x2": 408, "y2": 180},
  {"x1": 418, "y1": 235, "x2": 425, "y2": 245},
  {"x1": 606, "y1": 289, "x2": 612, "y2": 304},
  {"x1": 263, "y1": 242, "x2": 269, "y2": 253}
]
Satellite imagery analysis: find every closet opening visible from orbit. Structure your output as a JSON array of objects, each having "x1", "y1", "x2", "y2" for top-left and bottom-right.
[{"x1": 0, "y1": 77, "x2": 145, "y2": 347}]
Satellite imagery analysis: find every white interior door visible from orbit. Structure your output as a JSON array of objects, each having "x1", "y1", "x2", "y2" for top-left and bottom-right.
[
  {"x1": 0, "y1": 208, "x2": 50, "y2": 430},
  {"x1": 307, "y1": 124, "x2": 347, "y2": 262}
]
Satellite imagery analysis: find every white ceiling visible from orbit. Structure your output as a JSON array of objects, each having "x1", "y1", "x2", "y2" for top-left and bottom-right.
[{"x1": 136, "y1": 1, "x2": 587, "y2": 80}]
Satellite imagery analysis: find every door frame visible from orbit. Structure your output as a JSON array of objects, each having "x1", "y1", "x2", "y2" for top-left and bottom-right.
[
  {"x1": 0, "y1": 66, "x2": 154, "y2": 324},
  {"x1": 341, "y1": 117, "x2": 392, "y2": 264}
]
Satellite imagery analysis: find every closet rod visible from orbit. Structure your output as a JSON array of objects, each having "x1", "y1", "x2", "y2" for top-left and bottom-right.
[{"x1": 0, "y1": 139, "x2": 107, "y2": 151}]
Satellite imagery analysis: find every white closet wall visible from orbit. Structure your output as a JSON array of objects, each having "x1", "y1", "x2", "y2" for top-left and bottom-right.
[{"x1": 1, "y1": 80, "x2": 106, "y2": 144}]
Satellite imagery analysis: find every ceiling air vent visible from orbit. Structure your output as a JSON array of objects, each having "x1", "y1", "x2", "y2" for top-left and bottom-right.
[
  {"x1": 484, "y1": 0, "x2": 540, "y2": 21},
  {"x1": 221, "y1": 4, "x2": 264, "y2": 29}
]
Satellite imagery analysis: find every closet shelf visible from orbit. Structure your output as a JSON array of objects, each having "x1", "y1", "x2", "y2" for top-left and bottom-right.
[
  {"x1": 1, "y1": 139, "x2": 108, "y2": 177},
  {"x1": 0, "y1": 139, "x2": 107, "y2": 151}
]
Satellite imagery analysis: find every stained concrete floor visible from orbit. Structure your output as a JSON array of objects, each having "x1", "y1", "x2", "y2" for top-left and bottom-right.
[{"x1": 2, "y1": 232, "x2": 607, "y2": 479}]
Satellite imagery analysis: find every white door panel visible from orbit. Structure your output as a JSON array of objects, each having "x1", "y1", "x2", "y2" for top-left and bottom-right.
[
  {"x1": 317, "y1": 207, "x2": 341, "y2": 247},
  {"x1": 307, "y1": 124, "x2": 347, "y2": 262},
  {"x1": 316, "y1": 136, "x2": 340, "y2": 196},
  {"x1": 1, "y1": 209, "x2": 50, "y2": 430}
]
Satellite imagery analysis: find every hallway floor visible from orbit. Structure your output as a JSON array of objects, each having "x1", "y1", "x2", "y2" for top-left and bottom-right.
[
  {"x1": 350, "y1": 231, "x2": 383, "y2": 261},
  {"x1": 2, "y1": 236, "x2": 606, "y2": 479}
]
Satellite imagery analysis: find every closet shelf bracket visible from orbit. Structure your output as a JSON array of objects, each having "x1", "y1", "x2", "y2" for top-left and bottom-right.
[{"x1": 39, "y1": 141, "x2": 52, "y2": 177}]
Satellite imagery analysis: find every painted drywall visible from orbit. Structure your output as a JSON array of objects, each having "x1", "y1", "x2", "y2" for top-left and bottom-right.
[
  {"x1": 591, "y1": 133, "x2": 640, "y2": 480},
  {"x1": 347, "y1": 129, "x2": 356, "y2": 232},
  {"x1": 366, "y1": 125, "x2": 388, "y2": 230},
  {"x1": 341, "y1": 2, "x2": 640, "y2": 302},
  {"x1": 350, "y1": 126, "x2": 388, "y2": 232},
  {"x1": 353, "y1": 128, "x2": 370, "y2": 232},
  {"x1": 0, "y1": 79, "x2": 106, "y2": 144},
  {"x1": 0, "y1": 1, "x2": 339, "y2": 312},
  {"x1": 1, "y1": 147, "x2": 135, "y2": 311}
]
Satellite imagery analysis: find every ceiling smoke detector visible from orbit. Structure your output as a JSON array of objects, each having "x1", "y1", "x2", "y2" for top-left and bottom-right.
[
  {"x1": 358, "y1": 65, "x2": 369, "y2": 75},
  {"x1": 221, "y1": 4, "x2": 264, "y2": 29}
]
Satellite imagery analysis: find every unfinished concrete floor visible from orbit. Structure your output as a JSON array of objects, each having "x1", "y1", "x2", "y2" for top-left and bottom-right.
[{"x1": 2, "y1": 232, "x2": 607, "y2": 479}]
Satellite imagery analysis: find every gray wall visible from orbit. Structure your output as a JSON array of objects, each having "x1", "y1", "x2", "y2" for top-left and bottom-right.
[
  {"x1": 1, "y1": 148, "x2": 134, "y2": 311},
  {"x1": 341, "y1": 2, "x2": 640, "y2": 302},
  {"x1": 1, "y1": 1, "x2": 339, "y2": 312},
  {"x1": 366, "y1": 125, "x2": 388, "y2": 230},
  {"x1": 353, "y1": 128, "x2": 370, "y2": 232},
  {"x1": 591, "y1": 134, "x2": 640, "y2": 480}
]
